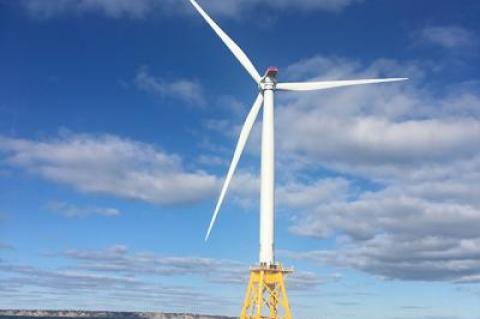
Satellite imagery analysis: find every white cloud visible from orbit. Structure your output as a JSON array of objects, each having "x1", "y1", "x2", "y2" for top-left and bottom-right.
[
  {"x1": 0, "y1": 244, "x2": 327, "y2": 311},
  {"x1": 280, "y1": 115, "x2": 480, "y2": 167},
  {"x1": 278, "y1": 178, "x2": 350, "y2": 209},
  {"x1": 188, "y1": 56, "x2": 480, "y2": 284},
  {"x1": 271, "y1": 54, "x2": 480, "y2": 283},
  {"x1": 129, "y1": 53, "x2": 480, "y2": 284},
  {"x1": 215, "y1": 170, "x2": 351, "y2": 212},
  {"x1": 198, "y1": 0, "x2": 363, "y2": 16},
  {"x1": 417, "y1": 25, "x2": 477, "y2": 49},
  {"x1": 0, "y1": 133, "x2": 219, "y2": 205},
  {"x1": 284, "y1": 235, "x2": 480, "y2": 283},
  {"x1": 60, "y1": 244, "x2": 328, "y2": 291},
  {"x1": 0, "y1": 262, "x2": 223, "y2": 312},
  {"x1": 456, "y1": 275, "x2": 480, "y2": 284},
  {"x1": 21, "y1": 0, "x2": 363, "y2": 19},
  {"x1": 290, "y1": 188, "x2": 480, "y2": 241},
  {"x1": 21, "y1": 0, "x2": 161, "y2": 19},
  {"x1": 47, "y1": 201, "x2": 121, "y2": 218},
  {"x1": 60, "y1": 244, "x2": 245, "y2": 278},
  {"x1": 135, "y1": 67, "x2": 206, "y2": 106},
  {"x1": 276, "y1": 56, "x2": 480, "y2": 181}
]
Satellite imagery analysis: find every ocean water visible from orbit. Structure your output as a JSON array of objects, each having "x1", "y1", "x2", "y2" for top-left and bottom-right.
[
  {"x1": 0, "y1": 315, "x2": 231, "y2": 319},
  {"x1": 0, "y1": 318, "x2": 106, "y2": 319},
  {"x1": 0, "y1": 317, "x2": 157, "y2": 319}
]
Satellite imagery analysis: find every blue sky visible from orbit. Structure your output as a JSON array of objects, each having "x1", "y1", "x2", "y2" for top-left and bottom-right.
[{"x1": 1, "y1": 0, "x2": 480, "y2": 318}]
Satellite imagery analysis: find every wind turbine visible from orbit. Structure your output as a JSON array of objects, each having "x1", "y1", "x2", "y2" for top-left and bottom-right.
[{"x1": 187, "y1": 0, "x2": 407, "y2": 318}]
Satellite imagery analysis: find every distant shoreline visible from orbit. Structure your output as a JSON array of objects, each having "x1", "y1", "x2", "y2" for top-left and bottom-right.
[{"x1": 0, "y1": 310, "x2": 235, "y2": 319}]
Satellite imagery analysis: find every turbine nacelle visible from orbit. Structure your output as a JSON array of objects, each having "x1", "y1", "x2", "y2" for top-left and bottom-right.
[
  {"x1": 259, "y1": 67, "x2": 279, "y2": 91},
  {"x1": 265, "y1": 66, "x2": 278, "y2": 78}
]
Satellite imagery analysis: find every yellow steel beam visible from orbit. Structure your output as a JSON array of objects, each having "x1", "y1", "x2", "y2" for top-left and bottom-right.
[{"x1": 240, "y1": 264, "x2": 292, "y2": 319}]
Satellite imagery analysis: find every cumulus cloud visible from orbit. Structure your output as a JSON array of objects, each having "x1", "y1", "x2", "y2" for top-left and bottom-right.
[
  {"x1": 57, "y1": 245, "x2": 244, "y2": 282},
  {"x1": 0, "y1": 244, "x2": 327, "y2": 311},
  {"x1": 197, "y1": 0, "x2": 363, "y2": 16},
  {"x1": 285, "y1": 173, "x2": 480, "y2": 283},
  {"x1": 276, "y1": 56, "x2": 480, "y2": 180},
  {"x1": 135, "y1": 67, "x2": 206, "y2": 107},
  {"x1": 21, "y1": 0, "x2": 162, "y2": 19},
  {"x1": 284, "y1": 235, "x2": 480, "y2": 283},
  {"x1": 290, "y1": 189, "x2": 480, "y2": 241},
  {"x1": 59, "y1": 245, "x2": 327, "y2": 290},
  {"x1": 0, "y1": 133, "x2": 219, "y2": 205},
  {"x1": 0, "y1": 262, "x2": 223, "y2": 312},
  {"x1": 0, "y1": 245, "x2": 231, "y2": 311},
  {"x1": 21, "y1": 0, "x2": 363, "y2": 19},
  {"x1": 221, "y1": 171, "x2": 351, "y2": 211},
  {"x1": 280, "y1": 115, "x2": 480, "y2": 180},
  {"x1": 179, "y1": 54, "x2": 480, "y2": 286},
  {"x1": 272, "y1": 54, "x2": 480, "y2": 283},
  {"x1": 417, "y1": 25, "x2": 477, "y2": 49},
  {"x1": 47, "y1": 201, "x2": 122, "y2": 218},
  {"x1": 278, "y1": 178, "x2": 350, "y2": 209}
]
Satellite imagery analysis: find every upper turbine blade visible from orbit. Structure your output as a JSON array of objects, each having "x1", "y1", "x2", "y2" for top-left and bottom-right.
[
  {"x1": 276, "y1": 78, "x2": 408, "y2": 91},
  {"x1": 188, "y1": 0, "x2": 261, "y2": 83},
  {"x1": 205, "y1": 93, "x2": 264, "y2": 241}
]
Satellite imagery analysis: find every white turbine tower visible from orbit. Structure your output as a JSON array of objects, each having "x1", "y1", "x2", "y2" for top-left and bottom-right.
[{"x1": 187, "y1": 1, "x2": 407, "y2": 317}]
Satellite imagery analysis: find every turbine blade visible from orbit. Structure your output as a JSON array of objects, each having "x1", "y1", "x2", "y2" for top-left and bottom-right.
[
  {"x1": 205, "y1": 93, "x2": 264, "y2": 241},
  {"x1": 276, "y1": 78, "x2": 408, "y2": 91},
  {"x1": 188, "y1": 0, "x2": 261, "y2": 83}
]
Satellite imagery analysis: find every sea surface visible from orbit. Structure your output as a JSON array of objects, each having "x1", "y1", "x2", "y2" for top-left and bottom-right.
[{"x1": 0, "y1": 317, "x2": 146, "y2": 319}]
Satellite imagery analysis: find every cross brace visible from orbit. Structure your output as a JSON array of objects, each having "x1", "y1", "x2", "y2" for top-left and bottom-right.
[{"x1": 240, "y1": 264, "x2": 293, "y2": 319}]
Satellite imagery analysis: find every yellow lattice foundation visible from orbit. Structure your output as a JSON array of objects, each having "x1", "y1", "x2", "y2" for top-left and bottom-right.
[{"x1": 240, "y1": 264, "x2": 292, "y2": 319}]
